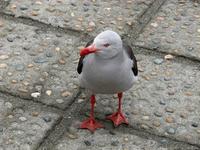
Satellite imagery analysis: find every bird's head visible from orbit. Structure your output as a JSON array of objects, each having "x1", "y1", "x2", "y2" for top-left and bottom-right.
[{"x1": 80, "y1": 30, "x2": 123, "y2": 59}]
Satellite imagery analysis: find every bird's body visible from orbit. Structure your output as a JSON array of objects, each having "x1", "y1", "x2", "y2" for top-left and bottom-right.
[
  {"x1": 77, "y1": 30, "x2": 138, "y2": 132},
  {"x1": 80, "y1": 46, "x2": 136, "y2": 94}
]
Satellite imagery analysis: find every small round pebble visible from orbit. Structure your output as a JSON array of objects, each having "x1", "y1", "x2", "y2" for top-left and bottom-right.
[
  {"x1": 34, "y1": 57, "x2": 48, "y2": 63},
  {"x1": 5, "y1": 102, "x2": 13, "y2": 109},
  {"x1": 56, "y1": 99, "x2": 64, "y2": 104},
  {"x1": 0, "y1": 63, "x2": 7, "y2": 68},
  {"x1": 165, "y1": 107, "x2": 174, "y2": 113},
  {"x1": 19, "y1": 116, "x2": 27, "y2": 122},
  {"x1": 124, "y1": 137, "x2": 129, "y2": 142},
  {"x1": 180, "y1": 112, "x2": 187, "y2": 119},
  {"x1": 164, "y1": 54, "x2": 174, "y2": 60},
  {"x1": 7, "y1": 36, "x2": 14, "y2": 42},
  {"x1": 165, "y1": 116, "x2": 174, "y2": 123},
  {"x1": 153, "y1": 121, "x2": 161, "y2": 127},
  {"x1": 46, "y1": 51, "x2": 54, "y2": 57},
  {"x1": 160, "y1": 139, "x2": 168, "y2": 144},
  {"x1": 20, "y1": 5, "x2": 28, "y2": 10},
  {"x1": 46, "y1": 90, "x2": 52, "y2": 96},
  {"x1": 43, "y1": 116, "x2": 52, "y2": 122},
  {"x1": 142, "y1": 116, "x2": 150, "y2": 120},
  {"x1": 78, "y1": 99, "x2": 84, "y2": 103},
  {"x1": 154, "y1": 58, "x2": 164, "y2": 65},
  {"x1": 111, "y1": 140, "x2": 119, "y2": 146},
  {"x1": 61, "y1": 91, "x2": 71, "y2": 97},
  {"x1": 58, "y1": 59, "x2": 66, "y2": 64},
  {"x1": 32, "y1": 112, "x2": 39, "y2": 117},
  {"x1": 15, "y1": 64, "x2": 25, "y2": 71},
  {"x1": 197, "y1": 129, "x2": 200, "y2": 134},
  {"x1": 191, "y1": 122, "x2": 198, "y2": 128},
  {"x1": 0, "y1": 55, "x2": 9, "y2": 60},
  {"x1": 154, "y1": 111, "x2": 162, "y2": 117},
  {"x1": 31, "y1": 92, "x2": 41, "y2": 98},
  {"x1": 141, "y1": 124, "x2": 149, "y2": 130},
  {"x1": 187, "y1": 47, "x2": 194, "y2": 51},
  {"x1": 84, "y1": 140, "x2": 91, "y2": 146},
  {"x1": 67, "y1": 132, "x2": 78, "y2": 139},
  {"x1": 8, "y1": 115, "x2": 14, "y2": 119},
  {"x1": 159, "y1": 100, "x2": 166, "y2": 105},
  {"x1": 166, "y1": 127, "x2": 176, "y2": 134}
]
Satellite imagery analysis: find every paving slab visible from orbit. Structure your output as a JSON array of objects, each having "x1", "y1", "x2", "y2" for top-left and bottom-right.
[
  {"x1": 38, "y1": 52, "x2": 80, "y2": 109},
  {"x1": 53, "y1": 114, "x2": 199, "y2": 150},
  {"x1": 3, "y1": 0, "x2": 164, "y2": 36},
  {"x1": 80, "y1": 49, "x2": 200, "y2": 146},
  {"x1": 0, "y1": 17, "x2": 80, "y2": 108},
  {"x1": 135, "y1": 0, "x2": 200, "y2": 61},
  {"x1": 55, "y1": 129, "x2": 178, "y2": 150},
  {"x1": 39, "y1": 92, "x2": 199, "y2": 150},
  {"x1": 0, "y1": 93, "x2": 61, "y2": 150}
]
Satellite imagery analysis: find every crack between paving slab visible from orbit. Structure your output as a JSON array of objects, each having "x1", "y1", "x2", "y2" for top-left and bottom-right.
[
  {"x1": 0, "y1": 0, "x2": 10, "y2": 10},
  {"x1": 126, "y1": 0, "x2": 167, "y2": 43},
  {"x1": 0, "y1": 90, "x2": 65, "y2": 150},
  {"x1": 138, "y1": 0, "x2": 166, "y2": 26},
  {"x1": 38, "y1": 36, "x2": 200, "y2": 150},
  {"x1": 0, "y1": 12, "x2": 90, "y2": 112},
  {"x1": 77, "y1": 96, "x2": 200, "y2": 149},
  {"x1": 63, "y1": 89, "x2": 82, "y2": 111},
  {"x1": 38, "y1": 91, "x2": 200, "y2": 150},
  {"x1": 129, "y1": 0, "x2": 200, "y2": 64},
  {"x1": 36, "y1": 114, "x2": 63, "y2": 150},
  {"x1": 0, "y1": 11, "x2": 83, "y2": 37},
  {"x1": 37, "y1": 95, "x2": 86, "y2": 150},
  {"x1": 134, "y1": 45, "x2": 200, "y2": 64},
  {"x1": 0, "y1": 89, "x2": 65, "y2": 112},
  {"x1": 98, "y1": 119, "x2": 200, "y2": 149}
]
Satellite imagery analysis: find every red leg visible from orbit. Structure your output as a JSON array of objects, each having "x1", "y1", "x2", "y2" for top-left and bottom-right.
[
  {"x1": 80, "y1": 95, "x2": 104, "y2": 132},
  {"x1": 106, "y1": 92, "x2": 128, "y2": 126}
]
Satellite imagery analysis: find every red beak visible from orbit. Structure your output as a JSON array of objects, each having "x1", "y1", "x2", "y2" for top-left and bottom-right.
[{"x1": 80, "y1": 44, "x2": 97, "y2": 56}]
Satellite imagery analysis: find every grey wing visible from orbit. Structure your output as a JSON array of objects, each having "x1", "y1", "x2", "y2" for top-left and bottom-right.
[
  {"x1": 77, "y1": 39, "x2": 94, "y2": 74},
  {"x1": 123, "y1": 43, "x2": 138, "y2": 76}
]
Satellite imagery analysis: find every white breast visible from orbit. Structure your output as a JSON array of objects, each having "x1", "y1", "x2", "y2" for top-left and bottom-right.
[{"x1": 79, "y1": 52, "x2": 136, "y2": 94}]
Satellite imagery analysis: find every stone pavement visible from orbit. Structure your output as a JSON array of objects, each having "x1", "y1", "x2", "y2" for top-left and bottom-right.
[{"x1": 0, "y1": 0, "x2": 200, "y2": 149}]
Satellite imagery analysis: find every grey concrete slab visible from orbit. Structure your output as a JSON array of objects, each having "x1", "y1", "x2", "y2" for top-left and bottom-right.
[
  {"x1": 4, "y1": 0, "x2": 163, "y2": 36},
  {"x1": 0, "y1": 93, "x2": 61, "y2": 150},
  {"x1": 38, "y1": 52, "x2": 80, "y2": 109},
  {"x1": 135, "y1": 0, "x2": 200, "y2": 61},
  {"x1": 38, "y1": 91, "x2": 199, "y2": 150},
  {"x1": 0, "y1": 17, "x2": 80, "y2": 108},
  {"x1": 80, "y1": 49, "x2": 200, "y2": 146},
  {"x1": 53, "y1": 113, "x2": 199, "y2": 150},
  {"x1": 55, "y1": 129, "x2": 173, "y2": 150}
]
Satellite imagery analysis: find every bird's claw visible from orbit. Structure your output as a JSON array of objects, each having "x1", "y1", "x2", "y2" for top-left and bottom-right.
[
  {"x1": 106, "y1": 111, "x2": 128, "y2": 127},
  {"x1": 80, "y1": 118, "x2": 104, "y2": 132}
]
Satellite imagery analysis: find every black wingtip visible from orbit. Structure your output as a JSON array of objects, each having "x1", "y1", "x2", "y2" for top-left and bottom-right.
[{"x1": 77, "y1": 39, "x2": 94, "y2": 74}]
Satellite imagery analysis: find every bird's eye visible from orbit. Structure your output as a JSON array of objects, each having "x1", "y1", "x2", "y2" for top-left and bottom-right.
[{"x1": 103, "y1": 43, "x2": 110, "y2": 47}]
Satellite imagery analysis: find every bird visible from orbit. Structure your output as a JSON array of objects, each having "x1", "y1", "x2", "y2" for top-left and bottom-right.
[{"x1": 77, "y1": 30, "x2": 138, "y2": 132}]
